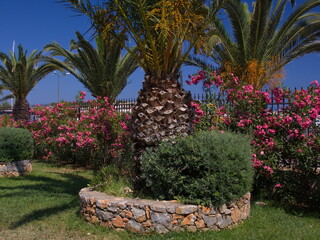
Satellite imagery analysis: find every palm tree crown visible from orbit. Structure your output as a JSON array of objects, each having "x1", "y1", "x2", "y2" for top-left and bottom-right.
[
  {"x1": 0, "y1": 44, "x2": 56, "y2": 121},
  {"x1": 62, "y1": 0, "x2": 211, "y2": 82},
  {"x1": 191, "y1": 0, "x2": 320, "y2": 89},
  {"x1": 44, "y1": 32, "x2": 139, "y2": 103}
]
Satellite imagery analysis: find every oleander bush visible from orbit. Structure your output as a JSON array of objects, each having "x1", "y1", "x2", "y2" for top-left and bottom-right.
[
  {"x1": 140, "y1": 131, "x2": 253, "y2": 207},
  {"x1": 188, "y1": 69, "x2": 320, "y2": 208},
  {"x1": 25, "y1": 96, "x2": 131, "y2": 168},
  {"x1": 0, "y1": 127, "x2": 34, "y2": 162},
  {"x1": 0, "y1": 114, "x2": 19, "y2": 128}
]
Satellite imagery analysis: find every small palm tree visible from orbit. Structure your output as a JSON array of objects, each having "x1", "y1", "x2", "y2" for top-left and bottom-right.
[
  {"x1": 189, "y1": 0, "x2": 320, "y2": 89},
  {"x1": 0, "y1": 45, "x2": 56, "y2": 121},
  {"x1": 44, "y1": 32, "x2": 139, "y2": 103}
]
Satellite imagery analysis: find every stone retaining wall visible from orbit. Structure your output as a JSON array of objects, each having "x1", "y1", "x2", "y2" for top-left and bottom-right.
[
  {"x1": 80, "y1": 187, "x2": 251, "y2": 233},
  {"x1": 0, "y1": 160, "x2": 32, "y2": 177}
]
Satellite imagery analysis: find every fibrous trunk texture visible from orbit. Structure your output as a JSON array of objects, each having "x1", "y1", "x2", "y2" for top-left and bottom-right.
[
  {"x1": 130, "y1": 75, "x2": 194, "y2": 154},
  {"x1": 13, "y1": 98, "x2": 30, "y2": 122}
]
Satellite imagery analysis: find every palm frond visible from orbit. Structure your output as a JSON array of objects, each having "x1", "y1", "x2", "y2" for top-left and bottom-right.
[
  {"x1": 44, "y1": 31, "x2": 138, "y2": 102},
  {"x1": 249, "y1": 0, "x2": 272, "y2": 59},
  {"x1": 223, "y1": 0, "x2": 251, "y2": 61}
]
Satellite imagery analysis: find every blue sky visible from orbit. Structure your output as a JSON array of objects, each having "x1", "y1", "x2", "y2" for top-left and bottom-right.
[{"x1": 0, "y1": 0, "x2": 319, "y2": 105}]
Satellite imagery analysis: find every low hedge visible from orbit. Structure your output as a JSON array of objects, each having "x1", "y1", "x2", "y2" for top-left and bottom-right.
[
  {"x1": 0, "y1": 127, "x2": 34, "y2": 162},
  {"x1": 140, "y1": 131, "x2": 254, "y2": 207}
]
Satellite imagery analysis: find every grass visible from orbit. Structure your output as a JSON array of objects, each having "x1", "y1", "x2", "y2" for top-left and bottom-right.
[{"x1": 0, "y1": 161, "x2": 319, "y2": 240}]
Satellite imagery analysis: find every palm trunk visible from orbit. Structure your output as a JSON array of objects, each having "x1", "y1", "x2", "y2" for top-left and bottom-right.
[
  {"x1": 13, "y1": 98, "x2": 30, "y2": 122},
  {"x1": 130, "y1": 75, "x2": 194, "y2": 168}
]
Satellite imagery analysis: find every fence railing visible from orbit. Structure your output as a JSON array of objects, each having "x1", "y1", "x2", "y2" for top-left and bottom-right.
[{"x1": 0, "y1": 87, "x2": 313, "y2": 116}]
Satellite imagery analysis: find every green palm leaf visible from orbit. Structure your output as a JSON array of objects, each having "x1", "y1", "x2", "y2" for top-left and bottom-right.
[
  {"x1": 44, "y1": 31, "x2": 139, "y2": 103},
  {"x1": 189, "y1": 0, "x2": 320, "y2": 89}
]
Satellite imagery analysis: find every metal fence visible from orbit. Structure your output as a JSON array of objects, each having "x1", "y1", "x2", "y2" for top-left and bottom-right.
[
  {"x1": 111, "y1": 89, "x2": 296, "y2": 114},
  {"x1": 0, "y1": 87, "x2": 312, "y2": 116}
]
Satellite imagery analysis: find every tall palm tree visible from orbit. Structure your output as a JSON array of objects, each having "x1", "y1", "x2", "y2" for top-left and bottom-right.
[
  {"x1": 44, "y1": 32, "x2": 139, "y2": 103},
  {"x1": 189, "y1": 0, "x2": 320, "y2": 89},
  {"x1": 62, "y1": 0, "x2": 219, "y2": 151},
  {"x1": 0, "y1": 45, "x2": 56, "y2": 121}
]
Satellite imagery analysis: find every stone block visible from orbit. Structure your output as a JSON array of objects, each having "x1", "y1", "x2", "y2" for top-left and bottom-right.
[
  {"x1": 181, "y1": 214, "x2": 196, "y2": 226},
  {"x1": 217, "y1": 216, "x2": 232, "y2": 229},
  {"x1": 219, "y1": 204, "x2": 227, "y2": 213},
  {"x1": 143, "y1": 220, "x2": 152, "y2": 227},
  {"x1": 124, "y1": 210, "x2": 133, "y2": 218},
  {"x1": 186, "y1": 226, "x2": 197, "y2": 232},
  {"x1": 96, "y1": 208, "x2": 114, "y2": 221},
  {"x1": 166, "y1": 206, "x2": 177, "y2": 213},
  {"x1": 195, "y1": 219, "x2": 205, "y2": 229},
  {"x1": 151, "y1": 212, "x2": 171, "y2": 225},
  {"x1": 173, "y1": 214, "x2": 183, "y2": 219},
  {"x1": 132, "y1": 207, "x2": 146, "y2": 222},
  {"x1": 96, "y1": 199, "x2": 110, "y2": 209},
  {"x1": 203, "y1": 215, "x2": 217, "y2": 228},
  {"x1": 151, "y1": 204, "x2": 167, "y2": 213},
  {"x1": 112, "y1": 216, "x2": 125, "y2": 228},
  {"x1": 107, "y1": 206, "x2": 118, "y2": 213},
  {"x1": 125, "y1": 220, "x2": 144, "y2": 233},
  {"x1": 231, "y1": 207, "x2": 241, "y2": 222},
  {"x1": 172, "y1": 226, "x2": 185, "y2": 232},
  {"x1": 225, "y1": 209, "x2": 231, "y2": 215},
  {"x1": 175, "y1": 205, "x2": 198, "y2": 215},
  {"x1": 153, "y1": 224, "x2": 169, "y2": 234}
]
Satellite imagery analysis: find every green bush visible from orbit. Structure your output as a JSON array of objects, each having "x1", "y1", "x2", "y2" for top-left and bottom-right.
[
  {"x1": 0, "y1": 127, "x2": 34, "y2": 162},
  {"x1": 140, "y1": 131, "x2": 254, "y2": 207}
]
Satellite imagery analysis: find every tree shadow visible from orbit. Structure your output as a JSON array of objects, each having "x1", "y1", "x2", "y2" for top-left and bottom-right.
[
  {"x1": 265, "y1": 201, "x2": 320, "y2": 219},
  {"x1": 9, "y1": 203, "x2": 74, "y2": 229},
  {"x1": 1, "y1": 171, "x2": 92, "y2": 229},
  {"x1": 0, "y1": 172, "x2": 90, "y2": 195}
]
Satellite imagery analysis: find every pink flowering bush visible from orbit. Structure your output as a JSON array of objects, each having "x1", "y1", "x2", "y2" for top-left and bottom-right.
[
  {"x1": 0, "y1": 114, "x2": 20, "y2": 128},
  {"x1": 188, "y1": 70, "x2": 320, "y2": 207},
  {"x1": 25, "y1": 97, "x2": 131, "y2": 168}
]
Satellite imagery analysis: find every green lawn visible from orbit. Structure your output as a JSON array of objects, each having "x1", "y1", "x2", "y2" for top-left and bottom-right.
[{"x1": 0, "y1": 162, "x2": 319, "y2": 240}]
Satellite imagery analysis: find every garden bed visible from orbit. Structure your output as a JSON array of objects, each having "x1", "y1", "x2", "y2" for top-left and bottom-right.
[
  {"x1": 0, "y1": 160, "x2": 32, "y2": 177},
  {"x1": 80, "y1": 187, "x2": 251, "y2": 234}
]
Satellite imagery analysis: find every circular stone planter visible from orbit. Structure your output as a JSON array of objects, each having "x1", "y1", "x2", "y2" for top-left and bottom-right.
[
  {"x1": 79, "y1": 188, "x2": 251, "y2": 234},
  {"x1": 0, "y1": 160, "x2": 32, "y2": 177}
]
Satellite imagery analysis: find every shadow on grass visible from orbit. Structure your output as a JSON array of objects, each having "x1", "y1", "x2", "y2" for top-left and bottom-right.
[
  {"x1": 1, "y1": 172, "x2": 91, "y2": 229},
  {"x1": 0, "y1": 173, "x2": 90, "y2": 195},
  {"x1": 259, "y1": 200, "x2": 320, "y2": 219},
  {"x1": 9, "y1": 203, "x2": 74, "y2": 229},
  {"x1": 251, "y1": 192, "x2": 320, "y2": 219}
]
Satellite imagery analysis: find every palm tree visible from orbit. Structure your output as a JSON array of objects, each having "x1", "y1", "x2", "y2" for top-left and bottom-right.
[
  {"x1": 189, "y1": 0, "x2": 320, "y2": 89},
  {"x1": 44, "y1": 32, "x2": 139, "y2": 103},
  {"x1": 0, "y1": 45, "x2": 56, "y2": 121},
  {"x1": 62, "y1": 0, "x2": 218, "y2": 151}
]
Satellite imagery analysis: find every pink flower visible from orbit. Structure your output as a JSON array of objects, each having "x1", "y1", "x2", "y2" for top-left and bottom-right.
[
  {"x1": 268, "y1": 129, "x2": 276, "y2": 134},
  {"x1": 263, "y1": 165, "x2": 274, "y2": 174},
  {"x1": 79, "y1": 91, "x2": 86, "y2": 99},
  {"x1": 311, "y1": 80, "x2": 319, "y2": 86},
  {"x1": 275, "y1": 183, "x2": 282, "y2": 188}
]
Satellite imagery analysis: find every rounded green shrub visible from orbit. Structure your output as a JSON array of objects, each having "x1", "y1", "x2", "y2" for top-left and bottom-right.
[
  {"x1": 140, "y1": 131, "x2": 254, "y2": 207},
  {"x1": 0, "y1": 127, "x2": 34, "y2": 162}
]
